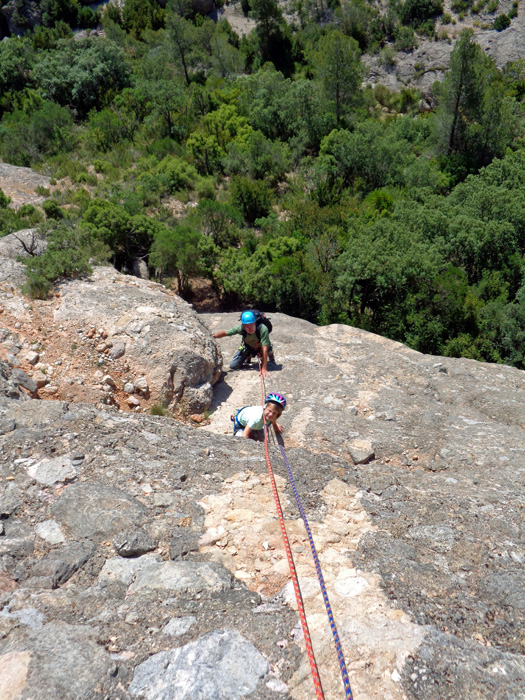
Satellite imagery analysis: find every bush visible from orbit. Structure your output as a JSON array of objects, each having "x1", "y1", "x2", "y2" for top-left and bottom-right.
[
  {"x1": 22, "y1": 221, "x2": 110, "y2": 299},
  {"x1": 399, "y1": 0, "x2": 443, "y2": 26},
  {"x1": 395, "y1": 25, "x2": 417, "y2": 51},
  {"x1": 230, "y1": 177, "x2": 273, "y2": 225},
  {"x1": 0, "y1": 188, "x2": 11, "y2": 209},
  {"x1": 34, "y1": 38, "x2": 131, "y2": 119},
  {"x1": 42, "y1": 199, "x2": 63, "y2": 220},
  {"x1": 17, "y1": 205, "x2": 44, "y2": 226},
  {"x1": 0, "y1": 100, "x2": 75, "y2": 166},
  {"x1": 493, "y1": 13, "x2": 510, "y2": 30}
]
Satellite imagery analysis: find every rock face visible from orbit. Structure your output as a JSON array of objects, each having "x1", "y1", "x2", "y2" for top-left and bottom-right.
[
  {"x1": 0, "y1": 164, "x2": 51, "y2": 207},
  {"x1": 0, "y1": 301, "x2": 524, "y2": 700},
  {"x1": 0, "y1": 259, "x2": 222, "y2": 415},
  {"x1": 364, "y1": 11, "x2": 525, "y2": 92}
]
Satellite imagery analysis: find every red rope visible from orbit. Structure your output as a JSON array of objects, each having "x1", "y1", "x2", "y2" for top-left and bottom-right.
[{"x1": 258, "y1": 363, "x2": 325, "y2": 699}]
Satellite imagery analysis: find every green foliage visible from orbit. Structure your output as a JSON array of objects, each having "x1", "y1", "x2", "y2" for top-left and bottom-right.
[
  {"x1": 399, "y1": 0, "x2": 442, "y2": 27},
  {"x1": 34, "y1": 37, "x2": 131, "y2": 119},
  {"x1": 223, "y1": 129, "x2": 290, "y2": 183},
  {"x1": 0, "y1": 96, "x2": 75, "y2": 166},
  {"x1": 230, "y1": 176, "x2": 273, "y2": 224},
  {"x1": 137, "y1": 156, "x2": 199, "y2": 202},
  {"x1": 31, "y1": 21, "x2": 73, "y2": 50},
  {"x1": 0, "y1": 188, "x2": 11, "y2": 209},
  {"x1": 149, "y1": 223, "x2": 203, "y2": 293},
  {"x1": 22, "y1": 221, "x2": 110, "y2": 299},
  {"x1": 318, "y1": 117, "x2": 432, "y2": 193},
  {"x1": 394, "y1": 25, "x2": 417, "y2": 51},
  {"x1": 432, "y1": 29, "x2": 519, "y2": 177},
  {"x1": 493, "y1": 13, "x2": 510, "y2": 30},
  {"x1": 308, "y1": 30, "x2": 363, "y2": 126},
  {"x1": 123, "y1": 0, "x2": 164, "y2": 38},
  {"x1": 41, "y1": 0, "x2": 80, "y2": 28},
  {"x1": 149, "y1": 404, "x2": 168, "y2": 416},
  {"x1": 195, "y1": 200, "x2": 242, "y2": 247},
  {"x1": 0, "y1": 39, "x2": 35, "y2": 116},
  {"x1": 42, "y1": 199, "x2": 64, "y2": 220}
]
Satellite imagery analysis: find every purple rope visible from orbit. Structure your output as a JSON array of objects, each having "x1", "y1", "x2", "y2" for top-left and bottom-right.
[{"x1": 277, "y1": 440, "x2": 354, "y2": 699}]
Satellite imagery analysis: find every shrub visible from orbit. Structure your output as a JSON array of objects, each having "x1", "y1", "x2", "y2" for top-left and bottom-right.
[
  {"x1": 149, "y1": 404, "x2": 167, "y2": 416},
  {"x1": 22, "y1": 221, "x2": 110, "y2": 299},
  {"x1": 395, "y1": 25, "x2": 417, "y2": 51},
  {"x1": 230, "y1": 177, "x2": 273, "y2": 225},
  {"x1": 0, "y1": 100, "x2": 75, "y2": 166},
  {"x1": 42, "y1": 199, "x2": 63, "y2": 220},
  {"x1": 17, "y1": 205, "x2": 44, "y2": 226},
  {"x1": 0, "y1": 188, "x2": 11, "y2": 209},
  {"x1": 493, "y1": 13, "x2": 510, "y2": 29},
  {"x1": 399, "y1": 0, "x2": 443, "y2": 26}
]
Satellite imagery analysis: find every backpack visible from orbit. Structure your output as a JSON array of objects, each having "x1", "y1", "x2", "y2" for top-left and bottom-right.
[{"x1": 241, "y1": 309, "x2": 272, "y2": 340}]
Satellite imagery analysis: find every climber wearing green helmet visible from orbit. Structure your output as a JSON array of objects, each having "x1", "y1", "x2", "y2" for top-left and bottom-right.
[{"x1": 212, "y1": 310, "x2": 275, "y2": 378}]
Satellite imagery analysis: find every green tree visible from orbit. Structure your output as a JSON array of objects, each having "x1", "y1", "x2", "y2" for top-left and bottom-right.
[
  {"x1": 123, "y1": 0, "x2": 164, "y2": 38},
  {"x1": 0, "y1": 97, "x2": 75, "y2": 166},
  {"x1": 0, "y1": 38, "x2": 34, "y2": 114},
  {"x1": 166, "y1": 0, "x2": 198, "y2": 86},
  {"x1": 309, "y1": 30, "x2": 363, "y2": 126},
  {"x1": 432, "y1": 29, "x2": 517, "y2": 174},
  {"x1": 41, "y1": 0, "x2": 80, "y2": 27},
  {"x1": 34, "y1": 38, "x2": 131, "y2": 119},
  {"x1": 149, "y1": 224, "x2": 203, "y2": 293},
  {"x1": 230, "y1": 176, "x2": 273, "y2": 224}
]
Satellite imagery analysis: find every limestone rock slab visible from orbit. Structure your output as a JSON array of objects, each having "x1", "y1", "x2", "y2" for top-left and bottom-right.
[
  {"x1": 51, "y1": 483, "x2": 148, "y2": 541},
  {"x1": 129, "y1": 629, "x2": 269, "y2": 699}
]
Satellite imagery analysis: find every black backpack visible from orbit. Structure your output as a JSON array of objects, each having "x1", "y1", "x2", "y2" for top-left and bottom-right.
[{"x1": 241, "y1": 309, "x2": 272, "y2": 340}]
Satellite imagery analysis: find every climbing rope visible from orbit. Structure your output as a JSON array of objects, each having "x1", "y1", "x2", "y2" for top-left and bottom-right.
[
  {"x1": 276, "y1": 440, "x2": 354, "y2": 699},
  {"x1": 258, "y1": 361, "x2": 325, "y2": 699},
  {"x1": 257, "y1": 356, "x2": 354, "y2": 698}
]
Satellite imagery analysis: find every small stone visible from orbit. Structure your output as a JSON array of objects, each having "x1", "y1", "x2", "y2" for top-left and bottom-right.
[
  {"x1": 169, "y1": 530, "x2": 200, "y2": 560},
  {"x1": 28, "y1": 456, "x2": 77, "y2": 486},
  {"x1": 127, "y1": 395, "x2": 140, "y2": 407},
  {"x1": 32, "y1": 371, "x2": 47, "y2": 389},
  {"x1": 190, "y1": 414, "x2": 205, "y2": 423},
  {"x1": 124, "y1": 383, "x2": 135, "y2": 394},
  {"x1": 346, "y1": 439, "x2": 375, "y2": 465},
  {"x1": 110, "y1": 342, "x2": 126, "y2": 360},
  {"x1": 25, "y1": 350, "x2": 39, "y2": 365},
  {"x1": 35, "y1": 519, "x2": 66, "y2": 544},
  {"x1": 153, "y1": 493, "x2": 175, "y2": 508},
  {"x1": 113, "y1": 529, "x2": 157, "y2": 558},
  {"x1": 134, "y1": 376, "x2": 149, "y2": 394},
  {"x1": 102, "y1": 375, "x2": 116, "y2": 388}
]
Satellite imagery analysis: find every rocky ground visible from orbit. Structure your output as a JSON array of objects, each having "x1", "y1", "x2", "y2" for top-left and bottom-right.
[
  {"x1": 0, "y1": 239, "x2": 524, "y2": 699},
  {"x1": 0, "y1": 232, "x2": 222, "y2": 418}
]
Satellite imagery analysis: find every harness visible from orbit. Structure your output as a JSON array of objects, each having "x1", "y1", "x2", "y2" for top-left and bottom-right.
[{"x1": 231, "y1": 406, "x2": 248, "y2": 433}]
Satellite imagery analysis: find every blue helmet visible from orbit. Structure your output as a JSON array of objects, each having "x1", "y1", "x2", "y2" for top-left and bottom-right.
[
  {"x1": 241, "y1": 311, "x2": 256, "y2": 325},
  {"x1": 265, "y1": 393, "x2": 286, "y2": 410}
]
